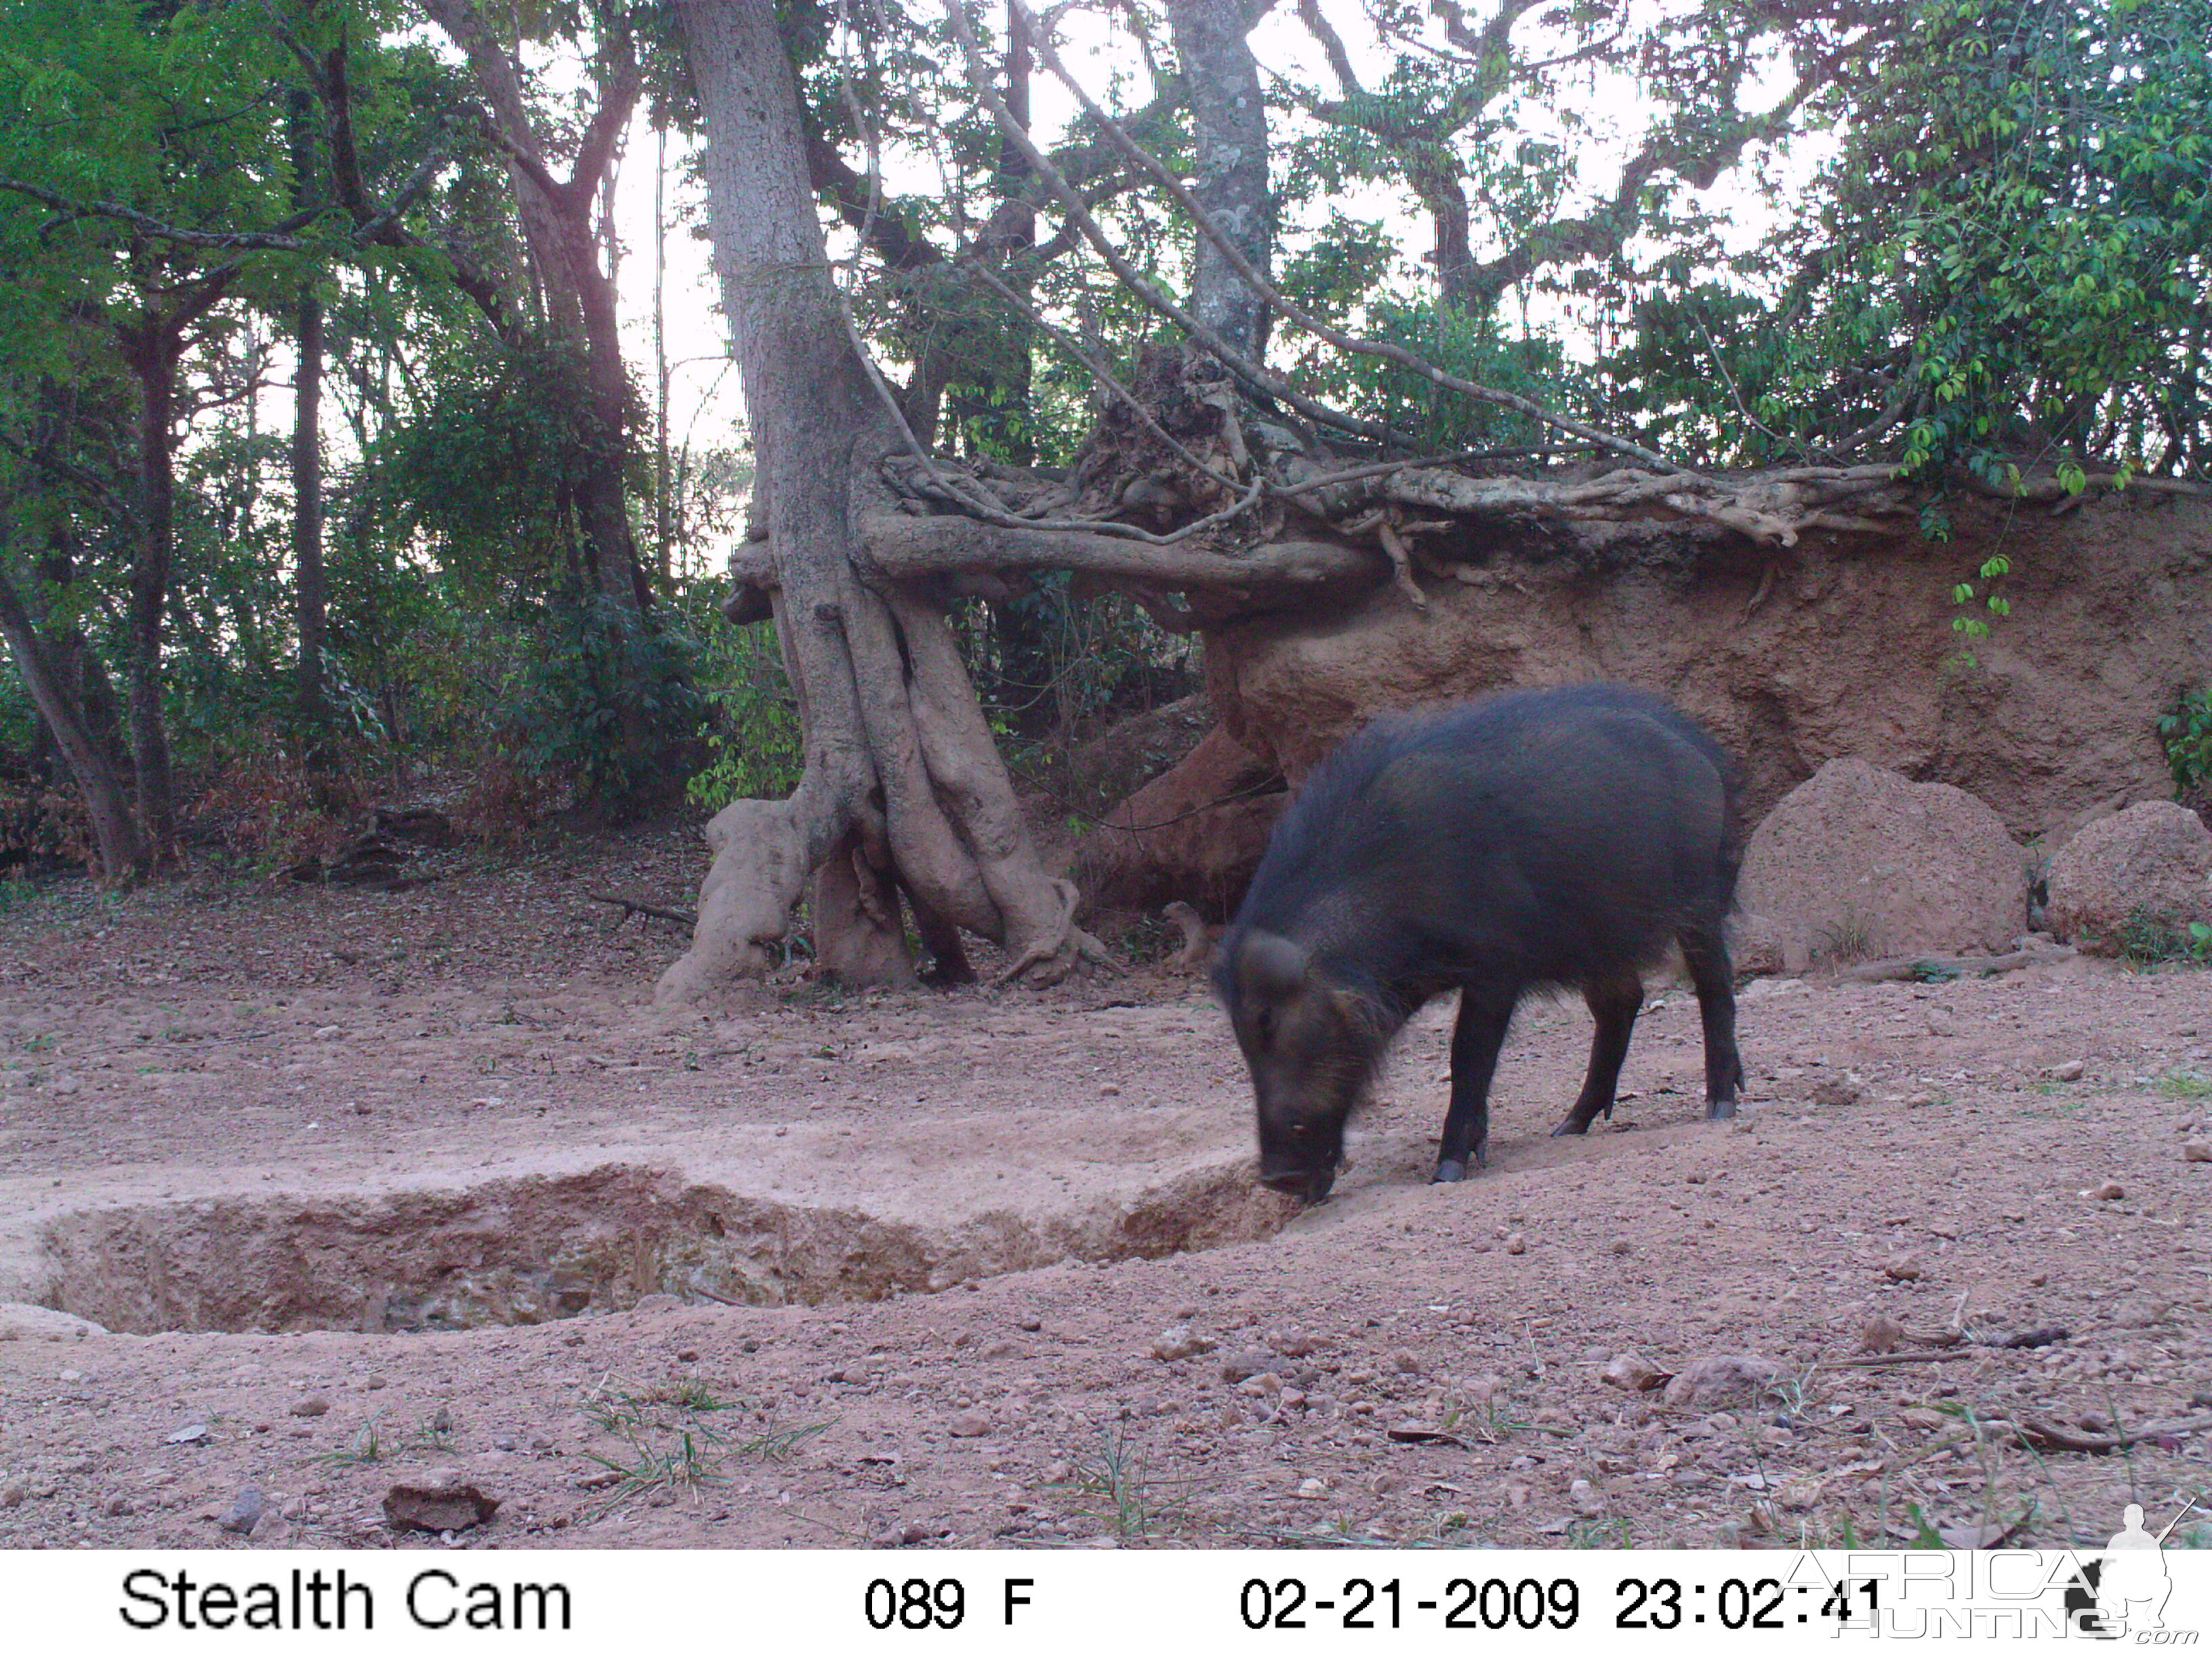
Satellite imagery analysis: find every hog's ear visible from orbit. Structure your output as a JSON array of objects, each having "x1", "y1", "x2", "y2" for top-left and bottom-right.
[
  {"x1": 1239, "y1": 931, "x2": 1311, "y2": 997},
  {"x1": 1327, "y1": 985, "x2": 1388, "y2": 1042}
]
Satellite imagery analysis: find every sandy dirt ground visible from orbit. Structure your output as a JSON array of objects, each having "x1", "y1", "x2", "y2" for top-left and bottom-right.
[{"x1": 2, "y1": 824, "x2": 2209, "y2": 1553}]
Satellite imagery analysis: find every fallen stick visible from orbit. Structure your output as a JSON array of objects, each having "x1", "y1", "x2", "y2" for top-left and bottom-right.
[
  {"x1": 587, "y1": 892, "x2": 697, "y2": 928},
  {"x1": 1826, "y1": 1350, "x2": 1983, "y2": 1370},
  {"x1": 1984, "y1": 1414, "x2": 2212, "y2": 1455},
  {"x1": 1837, "y1": 945, "x2": 2075, "y2": 983}
]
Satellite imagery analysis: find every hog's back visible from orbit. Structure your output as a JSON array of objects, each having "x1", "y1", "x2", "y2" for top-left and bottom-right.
[{"x1": 1237, "y1": 687, "x2": 1737, "y2": 989}]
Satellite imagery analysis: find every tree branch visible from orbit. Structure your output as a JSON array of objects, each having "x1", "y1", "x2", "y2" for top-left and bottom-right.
[
  {"x1": 315, "y1": 33, "x2": 516, "y2": 341},
  {"x1": 1010, "y1": 0, "x2": 1696, "y2": 474},
  {"x1": 811, "y1": 518, "x2": 1378, "y2": 590},
  {"x1": 0, "y1": 179, "x2": 315, "y2": 251},
  {"x1": 945, "y1": 0, "x2": 1412, "y2": 449},
  {"x1": 567, "y1": 26, "x2": 640, "y2": 209}
]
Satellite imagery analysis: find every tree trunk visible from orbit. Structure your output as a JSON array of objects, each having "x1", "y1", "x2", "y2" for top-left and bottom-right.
[
  {"x1": 651, "y1": 117, "x2": 673, "y2": 590},
  {"x1": 289, "y1": 85, "x2": 331, "y2": 743},
  {"x1": 662, "y1": 0, "x2": 1107, "y2": 999},
  {"x1": 118, "y1": 325, "x2": 181, "y2": 865},
  {"x1": 0, "y1": 554, "x2": 148, "y2": 882},
  {"x1": 1167, "y1": 0, "x2": 1274, "y2": 361},
  {"x1": 1408, "y1": 152, "x2": 1478, "y2": 316},
  {"x1": 293, "y1": 278, "x2": 329, "y2": 738},
  {"x1": 417, "y1": 0, "x2": 664, "y2": 800}
]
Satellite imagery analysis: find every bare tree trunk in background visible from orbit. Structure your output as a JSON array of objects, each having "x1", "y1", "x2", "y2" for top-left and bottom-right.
[
  {"x1": 652, "y1": 117, "x2": 673, "y2": 590},
  {"x1": 661, "y1": 0, "x2": 1105, "y2": 998},
  {"x1": 293, "y1": 279, "x2": 329, "y2": 736},
  {"x1": 289, "y1": 87, "x2": 331, "y2": 743},
  {"x1": 1166, "y1": 0, "x2": 1275, "y2": 361},
  {"x1": 0, "y1": 551, "x2": 148, "y2": 883},
  {"x1": 1408, "y1": 153, "x2": 1477, "y2": 317},
  {"x1": 115, "y1": 323, "x2": 184, "y2": 865},
  {"x1": 417, "y1": 0, "x2": 667, "y2": 797}
]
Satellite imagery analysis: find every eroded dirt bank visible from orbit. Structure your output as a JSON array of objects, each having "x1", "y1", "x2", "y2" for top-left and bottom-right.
[{"x1": 3, "y1": 838, "x2": 2209, "y2": 1549}]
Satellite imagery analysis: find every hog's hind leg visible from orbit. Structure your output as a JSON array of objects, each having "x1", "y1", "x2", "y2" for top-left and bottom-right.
[
  {"x1": 1678, "y1": 922, "x2": 1742, "y2": 1118},
  {"x1": 1553, "y1": 972, "x2": 1643, "y2": 1136}
]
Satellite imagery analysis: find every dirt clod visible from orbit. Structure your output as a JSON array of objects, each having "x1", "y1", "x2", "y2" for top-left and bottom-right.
[
  {"x1": 1661, "y1": 1356, "x2": 1778, "y2": 1408},
  {"x1": 1601, "y1": 1354, "x2": 1666, "y2": 1392},
  {"x1": 383, "y1": 1477, "x2": 500, "y2": 1534},
  {"x1": 1858, "y1": 1314, "x2": 1907, "y2": 1353},
  {"x1": 218, "y1": 1488, "x2": 266, "y2": 1534}
]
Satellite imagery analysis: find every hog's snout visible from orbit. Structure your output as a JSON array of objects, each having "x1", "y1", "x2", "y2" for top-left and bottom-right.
[{"x1": 1258, "y1": 1158, "x2": 1336, "y2": 1204}]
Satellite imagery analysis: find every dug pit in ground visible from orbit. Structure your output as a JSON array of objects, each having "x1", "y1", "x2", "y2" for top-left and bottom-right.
[{"x1": 0, "y1": 999, "x2": 1296, "y2": 1334}]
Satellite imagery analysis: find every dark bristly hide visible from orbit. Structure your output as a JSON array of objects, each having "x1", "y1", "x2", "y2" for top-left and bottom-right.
[{"x1": 1213, "y1": 684, "x2": 1745, "y2": 1202}]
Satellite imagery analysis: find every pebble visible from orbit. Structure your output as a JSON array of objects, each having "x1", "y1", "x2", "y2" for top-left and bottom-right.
[
  {"x1": 104, "y1": 1495, "x2": 131, "y2": 1516},
  {"x1": 2185, "y1": 1142, "x2": 2212, "y2": 1164},
  {"x1": 0, "y1": 1480, "x2": 24, "y2": 1509},
  {"x1": 1263, "y1": 1327, "x2": 1319, "y2": 1358},
  {"x1": 2114, "y1": 1295, "x2": 2169, "y2": 1328},
  {"x1": 1505, "y1": 1233, "x2": 1527, "y2": 1255},
  {"x1": 1218, "y1": 1351, "x2": 1277, "y2": 1383},
  {"x1": 947, "y1": 1410, "x2": 991, "y2": 1438},
  {"x1": 2090, "y1": 1181, "x2": 2125, "y2": 1202},
  {"x1": 218, "y1": 1487, "x2": 266, "y2": 1534},
  {"x1": 164, "y1": 1424, "x2": 208, "y2": 1446},
  {"x1": 1858, "y1": 1314, "x2": 1907, "y2": 1353},
  {"x1": 1016, "y1": 1315, "x2": 1042, "y2": 1332},
  {"x1": 1569, "y1": 1478, "x2": 1603, "y2": 1517},
  {"x1": 1882, "y1": 1252, "x2": 1924, "y2": 1282},
  {"x1": 1601, "y1": 1354, "x2": 1664, "y2": 1393},
  {"x1": 2050, "y1": 1060, "x2": 2086, "y2": 1082},
  {"x1": 289, "y1": 1396, "x2": 329, "y2": 1418},
  {"x1": 1810, "y1": 1075, "x2": 1866, "y2": 1106},
  {"x1": 1296, "y1": 1477, "x2": 1328, "y2": 1500},
  {"x1": 1662, "y1": 1355, "x2": 1777, "y2": 1408},
  {"x1": 1389, "y1": 1348, "x2": 1422, "y2": 1375},
  {"x1": 1148, "y1": 1325, "x2": 1212, "y2": 1361},
  {"x1": 1905, "y1": 1091, "x2": 1937, "y2": 1108},
  {"x1": 52, "y1": 1074, "x2": 79, "y2": 1094},
  {"x1": 979, "y1": 1338, "x2": 1023, "y2": 1359}
]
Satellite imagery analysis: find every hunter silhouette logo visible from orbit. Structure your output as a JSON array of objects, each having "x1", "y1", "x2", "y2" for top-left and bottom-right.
[{"x1": 2062, "y1": 1499, "x2": 2194, "y2": 1638}]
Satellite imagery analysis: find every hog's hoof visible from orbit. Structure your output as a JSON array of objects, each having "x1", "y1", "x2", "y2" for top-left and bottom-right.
[
  {"x1": 1431, "y1": 1159, "x2": 1467, "y2": 1185},
  {"x1": 1706, "y1": 1098, "x2": 1738, "y2": 1122},
  {"x1": 1551, "y1": 1119, "x2": 1593, "y2": 1138}
]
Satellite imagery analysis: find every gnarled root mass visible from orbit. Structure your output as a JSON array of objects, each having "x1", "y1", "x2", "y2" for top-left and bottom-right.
[{"x1": 656, "y1": 580, "x2": 1114, "y2": 1004}]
